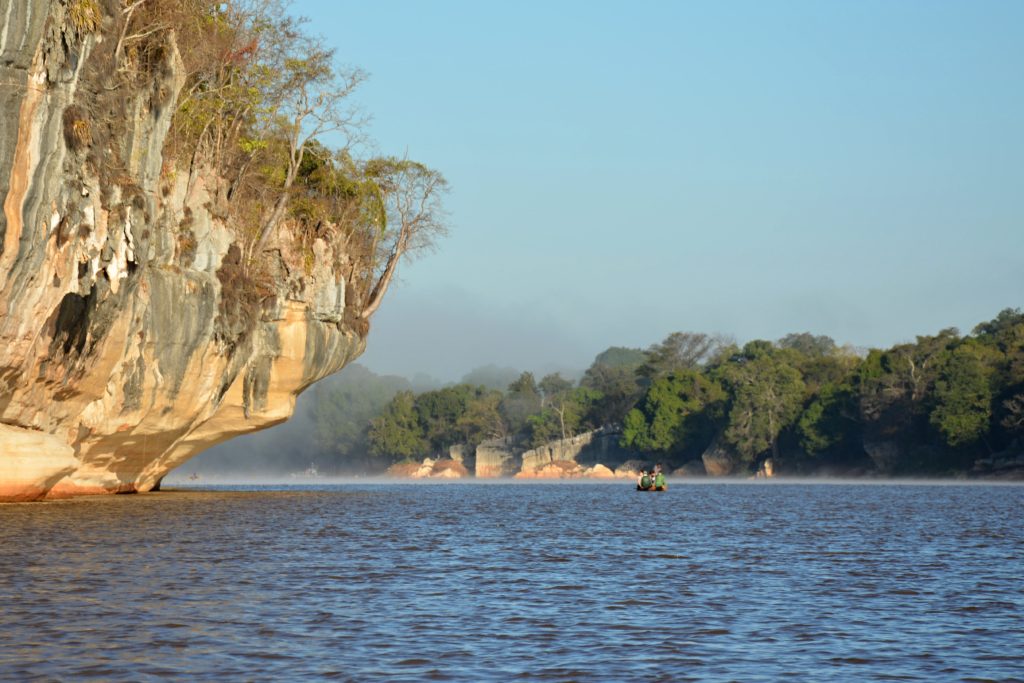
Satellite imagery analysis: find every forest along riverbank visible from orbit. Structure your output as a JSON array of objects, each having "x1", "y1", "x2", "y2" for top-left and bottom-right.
[{"x1": 191, "y1": 310, "x2": 1024, "y2": 484}]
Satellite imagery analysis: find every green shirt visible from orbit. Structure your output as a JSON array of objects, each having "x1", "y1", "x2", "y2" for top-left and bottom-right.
[
  {"x1": 640, "y1": 475, "x2": 652, "y2": 489},
  {"x1": 654, "y1": 472, "x2": 666, "y2": 488}
]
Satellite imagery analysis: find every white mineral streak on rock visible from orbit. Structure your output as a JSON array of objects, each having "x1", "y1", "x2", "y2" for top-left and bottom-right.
[{"x1": 124, "y1": 213, "x2": 135, "y2": 262}]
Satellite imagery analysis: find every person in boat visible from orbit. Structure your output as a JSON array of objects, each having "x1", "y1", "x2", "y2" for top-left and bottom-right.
[
  {"x1": 637, "y1": 469, "x2": 653, "y2": 491},
  {"x1": 653, "y1": 468, "x2": 667, "y2": 491}
]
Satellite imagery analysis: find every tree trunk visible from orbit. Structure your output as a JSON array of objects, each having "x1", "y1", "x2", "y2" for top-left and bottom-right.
[
  {"x1": 360, "y1": 233, "x2": 407, "y2": 319},
  {"x1": 257, "y1": 140, "x2": 304, "y2": 248}
]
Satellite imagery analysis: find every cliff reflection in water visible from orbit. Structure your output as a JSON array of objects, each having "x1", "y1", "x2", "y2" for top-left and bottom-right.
[{"x1": 1, "y1": 482, "x2": 1022, "y2": 681}]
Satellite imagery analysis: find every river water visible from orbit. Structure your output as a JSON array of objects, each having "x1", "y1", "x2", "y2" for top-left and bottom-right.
[{"x1": 1, "y1": 482, "x2": 1022, "y2": 681}]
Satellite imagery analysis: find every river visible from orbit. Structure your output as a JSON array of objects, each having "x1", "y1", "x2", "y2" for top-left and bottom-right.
[{"x1": 1, "y1": 481, "x2": 1021, "y2": 681}]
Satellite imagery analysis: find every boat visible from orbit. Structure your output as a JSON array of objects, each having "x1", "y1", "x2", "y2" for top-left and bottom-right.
[{"x1": 636, "y1": 486, "x2": 667, "y2": 492}]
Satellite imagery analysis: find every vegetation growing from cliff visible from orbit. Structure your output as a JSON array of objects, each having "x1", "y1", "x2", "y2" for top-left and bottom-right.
[{"x1": 74, "y1": 0, "x2": 446, "y2": 341}]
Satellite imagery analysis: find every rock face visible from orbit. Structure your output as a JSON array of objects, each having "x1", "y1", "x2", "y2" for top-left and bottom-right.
[
  {"x1": 514, "y1": 461, "x2": 617, "y2": 479},
  {"x1": 475, "y1": 437, "x2": 518, "y2": 478},
  {"x1": 753, "y1": 458, "x2": 776, "y2": 479},
  {"x1": 520, "y1": 432, "x2": 598, "y2": 473},
  {"x1": 672, "y1": 460, "x2": 707, "y2": 477},
  {"x1": 388, "y1": 458, "x2": 468, "y2": 479},
  {"x1": 0, "y1": 3, "x2": 365, "y2": 500},
  {"x1": 701, "y1": 438, "x2": 743, "y2": 476}
]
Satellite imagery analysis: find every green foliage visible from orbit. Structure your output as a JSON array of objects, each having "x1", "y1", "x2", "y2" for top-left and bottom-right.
[
  {"x1": 135, "y1": 0, "x2": 443, "y2": 325},
  {"x1": 741, "y1": 339, "x2": 775, "y2": 360},
  {"x1": 579, "y1": 347, "x2": 646, "y2": 427},
  {"x1": 501, "y1": 372, "x2": 543, "y2": 438},
  {"x1": 929, "y1": 341, "x2": 996, "y2": 447},
  {"x1": 539, "y1": 373, "x2": 573, "y2": 402},
  {"x1": 637, "y1": 332, "x2": 726, "y2": 382},
  {"x1": 365, "y1": 383, "x2": 502, "y2": 459},
  {"x1": 313, "y1": 364, "x2": 410, "y2": 460},
  {"x1": 209, "y1": 311, "x2": 1024, "y2": 476},
  {"x1": 778, "y1": 332, "x2": 837, "y2": 358},
  {"x1": 621, "y1": 370, "x2": 726, "y2": 454},
  {"x1": 720, "y1": 354, "x2": 805, "y2": 462},
  {"x1": 368, "y1": 391, "x2": 429, "y2": 460},
  {"x1": 456, "y1": 391, "x2": 507, "y2": 446},
  {"x1": 591, "y1": 346, "x2": 647, "y2": 369},
  {"x1": 414, "y1": 384, "x2": 488, "y2": 451},
  {"x1": 972, "y1": 308, "x2": 1024, "y2": 347},
  {"x1": 580, "y1": 362, "x2": 644, "y2": 427},
  {"x1": 527, "y1": 387, "x2": 601, "y2": 447},
  {"x1": 797, "y1": 383, "x2": 858, "y2": 455}
]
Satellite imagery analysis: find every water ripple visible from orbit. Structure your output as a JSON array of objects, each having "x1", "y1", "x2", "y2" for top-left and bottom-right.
[{"x1": 1, "y1": 483, "x2": 1022, "y2": 681}]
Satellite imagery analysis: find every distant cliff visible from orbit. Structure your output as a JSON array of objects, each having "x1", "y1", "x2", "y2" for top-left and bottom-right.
[{"x1": 0, "y1": 1, "x2": 426, "y2": 500}]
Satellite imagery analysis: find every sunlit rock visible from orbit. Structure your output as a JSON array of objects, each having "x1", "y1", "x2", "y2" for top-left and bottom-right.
[
  {"x1": 520, "y1": 432, "x2": 597, "y2": 472},
  {"x1": 672, "y1": 460, "x2": 707, "y2": 477},
  {"x1": 584, "y1": 463, "x2": 616, "y2": 478},
  {"x1": 0, "y1": 424, "x2": 78, "y2": 501},
  {"x1": 515, "y1": 460, "x2": 582, "y2": 479},
  {"x1": 0, "y1": 3, "x2": 365, "y2": 500},
  {"x1": 387, "y1": 458, "x2": 468, "y2": 479},
  {"x1": 614, "y1": 460, "x2": 646, "y2": 479},
  {"x1": 753, "y1": 458, "x2": 776, "y2": 479},
  {"x1": 475, "y1": 437, "x2": 518, "y2": 478}
]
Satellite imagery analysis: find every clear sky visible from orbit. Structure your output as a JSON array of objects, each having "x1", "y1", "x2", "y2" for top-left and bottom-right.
[{"x1": 292, "y1": 0, "x2": 1023, "y2": 381}]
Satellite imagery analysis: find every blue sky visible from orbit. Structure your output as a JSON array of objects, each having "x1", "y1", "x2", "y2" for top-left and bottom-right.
[{"x1": 293, "y1": 0, "x2": 1024, "y2": 381}]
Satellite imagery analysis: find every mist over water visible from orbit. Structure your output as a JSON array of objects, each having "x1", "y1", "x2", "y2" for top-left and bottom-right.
[{"x1": 3, "y1": 482, "x2": 1021, "y2": 681}]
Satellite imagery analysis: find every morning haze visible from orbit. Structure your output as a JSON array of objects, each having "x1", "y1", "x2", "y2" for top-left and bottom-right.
[
  {"x1": 290, "y1": 0, "x2": 1024, "y2": 383},
  {"x1": 183, "y1": 0, "x2": 1024, "y2": 479}
]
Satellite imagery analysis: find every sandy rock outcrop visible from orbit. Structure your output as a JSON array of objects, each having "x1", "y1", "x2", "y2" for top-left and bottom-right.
[
  {"x1": 388, "y1": 458, "x2": 468, "y2": 479},
  {"x1": 520, "y1": 431, "x2": 597, "y2": 472},
  {"x1": 752, "y1": 458, "x2": 776, "y2": 479},
  {"x1": 613, "y1": 459, "x2": 651, "y2": 480},
  {"x1": 585, "y1": 463, "x2": 616, "y2": 479},
  {"x1": 515, "y1": 460, "x2": 580, "y2": 479},
  {"x1": 514, "y1": 460, "x2": 620, "y2": 479},
  {"x1": 0, "y1": 3, "x2": 366, "y2": 500},
  {"x1": 672, "y1": 460, "x2": 707, "y2": 477}
]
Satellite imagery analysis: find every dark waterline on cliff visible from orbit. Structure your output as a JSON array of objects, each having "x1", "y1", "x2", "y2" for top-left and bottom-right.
[{"x1": 2, "y1": 483, "x2": 1022, "y2": 681}]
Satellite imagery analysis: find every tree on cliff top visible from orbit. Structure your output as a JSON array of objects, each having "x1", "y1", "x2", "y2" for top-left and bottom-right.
[
  {"x1": 358, "y1": 158, "x2": 449, "y2": 319},
  {"x1": 253, "y1": 46, "x2": 367, "y2": 249}
]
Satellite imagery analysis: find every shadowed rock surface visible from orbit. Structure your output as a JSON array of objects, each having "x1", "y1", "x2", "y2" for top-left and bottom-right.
[{"x1": 0, "y1": 2, "x2": 365, "y2": 500}]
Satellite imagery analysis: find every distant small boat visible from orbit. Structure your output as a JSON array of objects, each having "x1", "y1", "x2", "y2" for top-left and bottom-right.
[
  {"x1": 290, "y1": 463, "x2": 321, "y2": 479},
  {"x1": 636, "y1": 486, "x2": 667, "y2": 492}
]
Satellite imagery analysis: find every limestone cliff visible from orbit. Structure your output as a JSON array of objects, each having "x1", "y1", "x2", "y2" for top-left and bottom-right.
[{"x1": 0, "y1": 2, "x2": 366, "y2": 500}]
